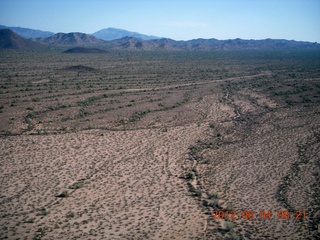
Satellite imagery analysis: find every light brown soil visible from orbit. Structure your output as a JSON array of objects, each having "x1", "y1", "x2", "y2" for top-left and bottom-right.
[{"x1": 0, "y1": 50, "x2": 319, "y2": 239}]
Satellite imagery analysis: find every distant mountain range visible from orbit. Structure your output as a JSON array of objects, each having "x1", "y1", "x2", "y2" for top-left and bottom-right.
[
  {"x1": 0, "y1": 25, "x2": 159, "y2": 41},
  {"x1": 0, "y1": 25, "x2": 54, "y2": 39},
  {"x1": 107, "y1": 37, "x2": 320, "y2": 51},
  {"x1": 92, "y1": 27, "x2": 160, "y2": 41},
  {"x1": 1, "y1": 26, "x2": 319, "y2": 51}
]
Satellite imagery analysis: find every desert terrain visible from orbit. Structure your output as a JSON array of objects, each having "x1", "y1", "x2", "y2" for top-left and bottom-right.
[{"x1": 0, "y1": 49, "x2": 319, "y2": 239}]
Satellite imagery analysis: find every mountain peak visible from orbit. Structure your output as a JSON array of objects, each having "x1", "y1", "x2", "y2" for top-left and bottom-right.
[{"x1": 92, "y1": 27, "x2": 160, "y2": 41}]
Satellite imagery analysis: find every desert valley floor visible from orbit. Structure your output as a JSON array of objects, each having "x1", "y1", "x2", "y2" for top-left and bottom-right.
[{"x1": 0, "y1": 50, "x2": 319, "y2": 239}]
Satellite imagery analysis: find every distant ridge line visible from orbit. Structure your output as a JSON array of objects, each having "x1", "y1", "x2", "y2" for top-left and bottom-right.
[{"x1": 1, "y1": 25, "x2": 320, "y2": 51}]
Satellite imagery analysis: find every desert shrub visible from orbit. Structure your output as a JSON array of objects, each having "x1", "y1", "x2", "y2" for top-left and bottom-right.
[
  {"x1": 69, "y1": 181, "x2": 83, "y2": 190},
  {"x1": 187, "y1": 181, "x2": 201, "y2": 197},
  {"x1": 26, "y1": 111, "x2": 37, "y2": 118},
  {"x1": 129, "y1": 109, "x2": 151, "y2": 122},
  {"x1": 285, "y1": 99, "x2": 294, "y2": 105},
  {"x1": 119, "y1": 117, "x2": 128, "y2": 125},
  {"x1": 226, "y1": 202, "x2": 233, "y2": 210},
  {"x1": 189, "y1": 145, "x2": 200, "y2": 155},
  {"x1": 66, "y1": 211, "x2": 75, "y2": 218},
  {"x1": 187, "y1": 182, "x2": 196, "y2": 192},
  {"x1": 25, "y1": 218, "x2": 35, "y2": 223},
  {"x1": 227, "y1": 232, "x2": 240, "y2": 240},
  {"x1": 224, "y1": 220, "x2": 235, "y2": 231},
  {"x1": 34, "y1": 228, "x2": 46, "y2": 240},
  {"x1": 27, "y1": 124, "x2": 34, "y2": 131},
  {"x1": 202, "y1": 199, "x2": 218, "y2": 208},
  {"x1": 40, "y1": 208, "x2": 48, "y2": 216},
  {"x1": 194, "y1": 189, "x2": 202, "y2": 197},
  {"x1": 302, "y1": 96, "x2": 311, "y2": 103},
  {"x1": 76, "y1": 94, "x2": 108, "y2": 106},
  {"x1": 185, "y1": 171, "x2": 195, "y2": 180},
  {"x1": 57, "y1": 191, "x2": 69, "y2": 198},
  {"x1": 208, "y1": 192, "x2": 219, "y2": 200},
  {"x1": 78, "y1": 108, "x2": 90, "y2": 118},
  {"x1": 3, "y1": 130, "x2": 13, "y2": 136}
]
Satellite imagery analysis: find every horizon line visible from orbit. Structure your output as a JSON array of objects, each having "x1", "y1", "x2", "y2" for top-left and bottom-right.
[{"x1": 1, "y1": 24, "x2": 319, "y2": 44}]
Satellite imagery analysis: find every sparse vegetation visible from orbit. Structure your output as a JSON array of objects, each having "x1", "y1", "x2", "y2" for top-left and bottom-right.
[
  {"x1": 66, "y1": 211, "x2": 75, "y2": 218},
  {"x1": 185, "y1": 171, "x2": 195, "y2": 180},
  {"x1": 69, "y1": 181, "x2": 83, "y2": 190},
  {"x1": 25, "y1": 218, "x2": 35, "y2": 223},
  {"x1": 226, "y1": 202, "x2": 233, "y2": 211},
  {"x1": 0, "y1": 49, "x2": 319, "y2": 239},
  {"x1": 224, "y1": 220, "x2": 235, "y2": 231},
  {"x1": 39, "y1": 208, "x2": 48, "y2": 216},
  {"x1": 57, "y1": 191, "x2": 69, "y2": 198}
]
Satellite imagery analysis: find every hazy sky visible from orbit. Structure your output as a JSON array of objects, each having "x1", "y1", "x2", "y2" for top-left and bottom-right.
[{"x1": 1, "y1": 0, "x2": 319, "y2": 42}]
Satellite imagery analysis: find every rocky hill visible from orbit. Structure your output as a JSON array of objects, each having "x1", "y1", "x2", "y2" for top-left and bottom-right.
[
  {"x1": 63, "y1": 47, "x2": 106, "y2": 53},
  {"x1": 34, "y1": 32, "x2": 106, "y2": 46},
  {"x1": 0, "y1": 28, "x2": 45, "y2": 50}
]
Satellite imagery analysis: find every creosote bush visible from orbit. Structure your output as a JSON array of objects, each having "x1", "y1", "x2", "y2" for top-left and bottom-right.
[
  {"x1": 57, "y1": 191, "x2": 69, "y2": 198},
  {"x1": 185, "y1": 171, "x2": 195, "y2": 180},
  {"x1": 69, "y1": 181, "x2": 83, "y2": 189}
]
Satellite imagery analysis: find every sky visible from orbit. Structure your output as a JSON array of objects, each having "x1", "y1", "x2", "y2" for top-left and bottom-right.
[{"x1": 0, "y1": 0, "x2": 319, "y2": 42}]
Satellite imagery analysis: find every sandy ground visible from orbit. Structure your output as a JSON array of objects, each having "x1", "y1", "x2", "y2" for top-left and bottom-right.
[
  {"x1": 1, "y1": 83, "x2": 320, "y2": 239},
  {"x1": 1, "y1": 125, "x2": 214, "y2": 239},
  {"x1": 1, "y1": 50, "x2": 319, "y2": 239}
]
